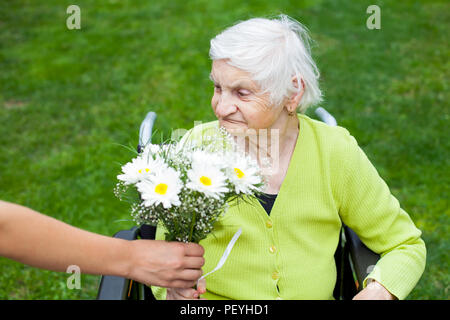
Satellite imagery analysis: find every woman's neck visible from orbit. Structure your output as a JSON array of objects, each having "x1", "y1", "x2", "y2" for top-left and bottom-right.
[
  {"x1": 265, "y1": 112, "x2": 300, "y2": 156},
  {"x1": 232, "y1": 113, "x2": 300, "y2": 173}
]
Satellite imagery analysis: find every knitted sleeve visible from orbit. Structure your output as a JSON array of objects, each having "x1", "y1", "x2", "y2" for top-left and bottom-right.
[{"x1": 333, "y1": 128, "x2": 426, "y2": 300}]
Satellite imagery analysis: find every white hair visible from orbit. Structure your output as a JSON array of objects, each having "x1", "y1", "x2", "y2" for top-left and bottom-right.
[{"x1": 209, "y1": 14, "x2": 322, "y2": 113}]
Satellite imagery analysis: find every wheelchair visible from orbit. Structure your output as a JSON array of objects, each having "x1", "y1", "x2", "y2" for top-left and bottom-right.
[{"x1": 97, "y1": 109, "x2": 380, "y2": 300}]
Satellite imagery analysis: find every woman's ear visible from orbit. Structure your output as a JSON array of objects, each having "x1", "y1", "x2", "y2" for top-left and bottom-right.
[{"x1": 286, "y1": 76, "x2": 305, "y2": 113}]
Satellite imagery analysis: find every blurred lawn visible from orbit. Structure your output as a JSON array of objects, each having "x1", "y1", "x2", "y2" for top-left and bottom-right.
[{"x1": 0, "y1": 0, "x2": 448, "y2": 299}]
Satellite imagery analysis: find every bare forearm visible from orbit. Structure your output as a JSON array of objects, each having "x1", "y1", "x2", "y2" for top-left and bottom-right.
[
  {"x1": 0, "y1": 201, "x2": 130, "y2": 277},
  {"x1": 353, "y1": 279, "x2": 397, "y2": 300}
]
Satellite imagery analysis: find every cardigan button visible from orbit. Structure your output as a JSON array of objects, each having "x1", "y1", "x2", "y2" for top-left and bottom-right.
[
  {"x1": 272, "y1": 271, "x2": 279, "y2": 280},
  {"x1": 269, "y1": 245, "x2": 277, "y2": 254},
  {"x1": 266, "y1": 220, "x2": 273, "y2": 228}
]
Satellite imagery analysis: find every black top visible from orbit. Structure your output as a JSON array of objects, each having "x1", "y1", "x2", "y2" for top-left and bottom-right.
[{"x1": 256, "y1": 192, "x2": 278, "y2": 215}]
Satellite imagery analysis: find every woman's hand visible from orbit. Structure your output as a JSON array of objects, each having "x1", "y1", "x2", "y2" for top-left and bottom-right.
[
  {"x1": 166, "y1": 278, "x2": 207, "y2": 300},
  {"x1": 126, "y1": 240, "x2": 205, "y2": 288},
  {"x1": 353, "y1": 279, "x2": 397, "y2": 300}
]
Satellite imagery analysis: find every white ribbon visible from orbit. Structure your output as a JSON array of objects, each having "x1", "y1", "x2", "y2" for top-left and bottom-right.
[{"x1": 198, "y1": 228, "x2": 242, "y2": 284}]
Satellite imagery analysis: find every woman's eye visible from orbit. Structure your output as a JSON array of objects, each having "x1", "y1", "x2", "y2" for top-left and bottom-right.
[{"x1": 238, "y1": 90, "x2": 250, "y2": 97}]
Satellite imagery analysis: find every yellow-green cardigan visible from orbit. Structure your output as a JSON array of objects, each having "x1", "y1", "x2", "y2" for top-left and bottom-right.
[{"x1": 152, "y1": 114, "x2": 426, "y2": 300}]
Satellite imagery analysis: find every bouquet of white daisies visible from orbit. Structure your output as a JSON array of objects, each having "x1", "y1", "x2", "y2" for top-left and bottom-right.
[{"x1": 114, "y1": 127, "x2": 266, "y2": 243}]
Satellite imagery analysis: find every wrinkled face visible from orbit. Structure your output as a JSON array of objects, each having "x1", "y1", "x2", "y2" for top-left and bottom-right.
[{"x1": 210, "y1": 59, "x2": 283, "y2": 133}]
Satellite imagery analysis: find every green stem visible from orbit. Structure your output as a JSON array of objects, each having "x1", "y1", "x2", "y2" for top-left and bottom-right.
[{"x1": 188, "y1": 210, "x2": 196, "y2": 243}]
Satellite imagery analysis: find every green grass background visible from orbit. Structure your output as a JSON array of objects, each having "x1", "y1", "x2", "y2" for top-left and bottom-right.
[{"x1": 0, "y1": 0, "x2": 448, "y2": 299}]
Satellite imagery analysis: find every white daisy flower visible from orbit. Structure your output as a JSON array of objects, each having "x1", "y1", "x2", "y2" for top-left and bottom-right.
[
  {"x1": 186, "y1": 162, "x2": 229, "y2": 199},
  {"x1": 226, "y1": 154, "x2": 263, "y2": 194},
  {"x1": 117, "y1": 155, "x2": 164, "y2": 186},
  {"x1": 136, "y1": 166, "x2": 182, "y2": 209}
]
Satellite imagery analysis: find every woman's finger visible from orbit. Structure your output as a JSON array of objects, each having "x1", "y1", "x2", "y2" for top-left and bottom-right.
[
  {"x1": 175, "y1": 268, "x2": 203, "y2": 281},
  {"x1": 169, "y1": 287, "x2": 198, "y2": 300},
  {"x1": 183, "y1": 242, "x2": 205, "y2": 257},
  {"x1": 197, "y1": 278, "x2": 207, "y2": 295},
  {"x1": 167, "y1": 279, "x2": 197, "y2": 289},
  {"x1": 183, "y1": 256, "x2": 205, "y2": 269}
]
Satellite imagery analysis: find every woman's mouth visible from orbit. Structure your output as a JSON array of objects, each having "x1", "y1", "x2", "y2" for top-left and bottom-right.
[{"x1": 224, "y1": 119, "x2": 243, "y2": 124}]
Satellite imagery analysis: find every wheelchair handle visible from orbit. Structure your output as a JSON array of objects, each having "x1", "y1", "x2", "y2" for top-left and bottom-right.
[
  {"x1": 315, "y1": 107, "x2": 337, "y2": 126},
  {"x1": 138, "y1": 111, "x2": 157, "y2": 152}
]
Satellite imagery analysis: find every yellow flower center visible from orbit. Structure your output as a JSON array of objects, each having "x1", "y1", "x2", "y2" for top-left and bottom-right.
[
  {"x1": 234, "y1": 168, "x2": 245, "y2": 179},
  {"x1": 199, "y1": 176, "x2": 212, "y2": 186},
  {"x1": 138, "y1": 168, "x2": 150, "y2": 174},
  {"x1": 154, "y1": 183, "x2": 168, "y2": 195}
]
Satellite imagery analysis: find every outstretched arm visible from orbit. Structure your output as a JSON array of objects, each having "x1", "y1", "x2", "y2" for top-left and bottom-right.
[{"x1": 0, "y1": 200, "x2": 204, "y2": 288}]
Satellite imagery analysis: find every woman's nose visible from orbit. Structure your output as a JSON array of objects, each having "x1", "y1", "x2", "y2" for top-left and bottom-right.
[{"x1": 214, "y1": 96, "x2": 237, "y2": 118}]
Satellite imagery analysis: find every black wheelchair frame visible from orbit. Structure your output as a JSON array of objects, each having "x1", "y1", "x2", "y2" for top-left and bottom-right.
[{"x1": 97, "y1": 110, "x2": 380, "y2": 300}]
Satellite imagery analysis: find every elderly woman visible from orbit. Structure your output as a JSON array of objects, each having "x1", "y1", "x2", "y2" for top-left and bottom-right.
[{"x1": 152, "y1": 14, "x2": 426, "y2": 300}]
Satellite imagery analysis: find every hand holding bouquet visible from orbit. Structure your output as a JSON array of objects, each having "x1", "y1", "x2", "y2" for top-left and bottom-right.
[{"x1": 114, "y1": 127, "x2": 266, "y2": 243}]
